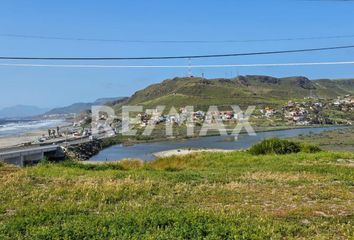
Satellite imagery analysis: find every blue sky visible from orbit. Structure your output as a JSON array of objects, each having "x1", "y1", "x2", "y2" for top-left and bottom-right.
[{"x1": 1, "y1": 0, "x2": 354, "y2": 108}]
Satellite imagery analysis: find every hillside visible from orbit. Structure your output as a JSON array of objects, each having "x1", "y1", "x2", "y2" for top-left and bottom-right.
[
  {"x1": 114, "y1": 76, "x2": 354, "y2": 111},
  {"x1": 0, "y1": 105, "x2": 49, "y2": 119},
  {"x1": 45, "y1": 97, "x2": 127, "y2": 115}
]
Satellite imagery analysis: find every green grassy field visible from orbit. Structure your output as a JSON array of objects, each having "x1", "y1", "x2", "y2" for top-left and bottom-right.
[{"x1": 1, "y1": 150, "x2": 353, "y2": 239}]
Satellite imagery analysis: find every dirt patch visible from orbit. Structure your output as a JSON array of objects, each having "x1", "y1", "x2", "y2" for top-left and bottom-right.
[{"x1": 336, "y1": 158, "x2": 354, "y2": 167}]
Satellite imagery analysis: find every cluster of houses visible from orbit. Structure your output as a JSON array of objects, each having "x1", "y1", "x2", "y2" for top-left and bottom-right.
[
  {"x1": 331, "y1": 95, "x2": 354, "y2": 112},
  {"x1": 259, "y1": 104, "x2": 313, "y2": 125},
  {"x1": 260, "y1": 107, "x2": 277, "y2": 118},
  {"x1": 261, "y1": 95, "x2": 354, "y2": 125},
  {"x1": 137, "y1": 108, "x2": 242, "y2": 127},
  {"x1": 73, "y1": 95, "x2": 354, "y2": 132},
  {"x1": 282, "y1": 101, "x2": 324, "y2": 125}
]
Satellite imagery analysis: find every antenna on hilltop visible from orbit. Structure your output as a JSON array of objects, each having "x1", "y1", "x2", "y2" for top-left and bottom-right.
[{"x1": 188, "y1": 58, "x2": 192, "y2": 77}]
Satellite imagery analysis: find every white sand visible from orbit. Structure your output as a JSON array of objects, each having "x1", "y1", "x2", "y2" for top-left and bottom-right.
[
  {"x1": 0, "y1": 129, "x2": 47, "y2": 149},
  {"x1": 153, "y1": 148, "x2": 234, "y2": 158},
  {"x1": 0, "y1": 123, "x2": 72, "y2": 149}
]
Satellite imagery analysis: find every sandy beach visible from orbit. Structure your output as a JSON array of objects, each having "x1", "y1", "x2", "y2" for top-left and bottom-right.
[
  {"x1": 0, "y1": 122, "x2": 72, "y2": 149},
  {"x1": 153, "y1": 148, "x2": 234, "y2": 158},
  {"x1": 0, "y1": 129, "x2": 47, "y2": 149}
]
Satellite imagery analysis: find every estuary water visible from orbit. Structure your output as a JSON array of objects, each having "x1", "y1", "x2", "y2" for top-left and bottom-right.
[{"x1": 90, "y1": 126, "x2": 343, "y2": 162}]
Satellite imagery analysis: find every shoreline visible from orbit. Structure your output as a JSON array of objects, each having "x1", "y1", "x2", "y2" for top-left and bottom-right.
[
  {"x1": 153, "y1": 148, "x2": 235, "y2": 158},
  {"x1": 0, "y1": 120, "x2": 72, "y2": 149},
  {"x1": 82, "y1": 149, "x2": 235, "y2": 164},
  {"x1": 104, "y1": 124, "x2": 347, "y2": 146},
  {"x1": 85, "y1": 125, "x2": 349, "y2": 164}
]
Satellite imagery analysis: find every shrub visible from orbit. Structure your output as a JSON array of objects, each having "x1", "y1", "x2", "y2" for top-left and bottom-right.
[
  {"x1": 249, "y1": 138, "x2": 322, "y2": 155},
  {"x1": 249, "y1": 138, "x2": 301, "y2": 155},
  {"x1": 300, "y1": 143, "x2": 322, "y2": 153}
]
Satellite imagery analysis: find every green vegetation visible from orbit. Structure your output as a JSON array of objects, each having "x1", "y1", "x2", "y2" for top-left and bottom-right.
[
  {"x1": 249, "y1": 138, "x2": 301, "y2": 155},
  {"x1": 293, "y1": 127, "x2": 354, "y2": 152},
  {"x1": 114, "y1": 76, "x2": 354, "y2": 112},
  {"x1": 1, "y1": 150, "x2": 353, "y2": 239},
  {"x1": 299, "y1": 142, "x2": 323, "y2": 153},
  {"x1": 249, "y1": 138, "x2": 321, "y2": 155}
]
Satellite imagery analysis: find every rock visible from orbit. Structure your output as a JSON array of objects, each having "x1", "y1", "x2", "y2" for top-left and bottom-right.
[{"x1": 66, "y1": 140, "x2": 103, "y2": 160}]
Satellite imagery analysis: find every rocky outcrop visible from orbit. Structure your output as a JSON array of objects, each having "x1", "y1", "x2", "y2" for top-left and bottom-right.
[{"x1": 65, "y1": 140, "x2": 103, "y2": 160}]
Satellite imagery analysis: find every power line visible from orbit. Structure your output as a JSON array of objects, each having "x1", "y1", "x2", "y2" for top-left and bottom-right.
[
  {"x1": 1, "y1": 61, "x2": 354, "y2": 68},
  {"x1": 1, "y1": 44, "x2": 354, "y2": 61},
  {"x1": 2, "y1": 33, "x2": 354, "y2": 43}
]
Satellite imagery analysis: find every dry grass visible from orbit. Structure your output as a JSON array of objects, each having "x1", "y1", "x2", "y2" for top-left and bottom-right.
[
  {"x1": 239, "y1": 171, "x2": 327, "y2": 182},
  {"x1": 1, "y1": 151, "x2": 354, "y2": 239}
]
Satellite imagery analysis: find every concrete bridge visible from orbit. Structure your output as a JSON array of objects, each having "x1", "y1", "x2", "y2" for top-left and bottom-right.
[
  {"x1": 0, "y1": 135, "x2": 105, "y2": 167},
  {"x1": 0, "y1": 145, "x2": 64, "y2": 166}
]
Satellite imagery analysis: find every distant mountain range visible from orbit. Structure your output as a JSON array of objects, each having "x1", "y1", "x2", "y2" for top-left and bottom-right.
[
  {"x1": 113, "y1": 76, "x2": 354, "y2": 111},
  {"x1": 0, "y1": 105, "x2": 49, "y2": 119},
  {"x1": 0, "y1": 97, "x2": 127, "y2": 119},
  {"x1": 44, "y1": 97, "x2": 127, "y2": 116}
]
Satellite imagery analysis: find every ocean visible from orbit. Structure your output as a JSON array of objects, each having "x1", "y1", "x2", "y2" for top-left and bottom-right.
[{"x1": 0, "y1": 119, "x2": 65, "y2": 138}]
